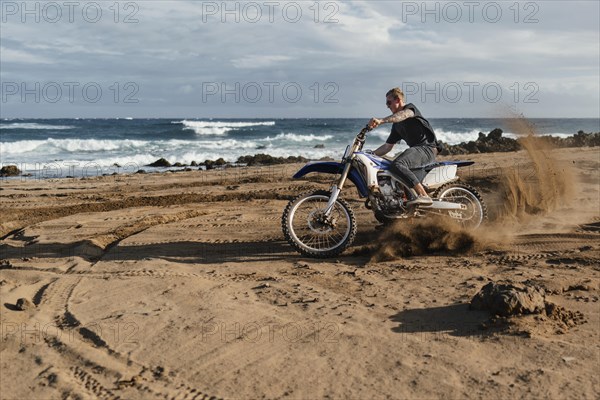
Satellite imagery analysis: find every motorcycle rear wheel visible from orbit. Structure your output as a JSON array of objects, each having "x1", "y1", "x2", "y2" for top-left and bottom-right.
[
  {"x1": 282, "y1": 190, "x2": 357, "y2": 258},
  {"x1": 433, "y1": 183, "x2": 488, "y2": 229}
]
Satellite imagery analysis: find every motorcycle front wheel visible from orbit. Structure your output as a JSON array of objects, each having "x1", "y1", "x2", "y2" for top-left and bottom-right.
[{"x1": 282, "y1": 190, "x2": 357, "y2": 258}]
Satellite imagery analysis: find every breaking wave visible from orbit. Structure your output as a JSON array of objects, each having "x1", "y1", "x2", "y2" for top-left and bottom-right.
[
  {"x1": 174, "y1": 120, "x2": 276, "y2": 135},
  {"x1": 0, "y1": 122, "x2": 74, "y2": 130}
]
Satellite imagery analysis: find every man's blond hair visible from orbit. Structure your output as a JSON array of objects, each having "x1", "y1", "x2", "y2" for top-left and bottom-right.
[{"x1": 386, "y1": 87, "x2": 405, "y2": 103}]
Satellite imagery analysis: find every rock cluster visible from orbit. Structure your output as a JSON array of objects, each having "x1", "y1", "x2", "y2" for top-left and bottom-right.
[
  {"x1": 143, "y1": 130, "x2": 599, "y2": 169},
  {"x1": 146, "y1": 158, "x2": 172, "y2": 167},
  {"x1": 537, "y1": 130, "x2": 600, "y2": 148},
  {"x1": 236, "y1": 154, "x2": 308, "y2": 166},
  {"x1": 439, "y1": 129, "x2": 520, "y2": 155},
  {"x1": 439, "y1": 129, "x2": 600, "y2": 155},
  {"x1": 0, "y1": 165, "x2": 20, "y2": 177},
  {"x1": 202, "y1": 158, "x2": 227, "y2": 170}
]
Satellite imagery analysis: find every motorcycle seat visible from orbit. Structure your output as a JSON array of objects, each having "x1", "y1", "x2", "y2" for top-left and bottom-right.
[
  {"x1": 409, "y1": 162, "x2": 440, "y2": 172},
  {"x1": 380, "y1": 156, "x2": 440, "y2": 171}
]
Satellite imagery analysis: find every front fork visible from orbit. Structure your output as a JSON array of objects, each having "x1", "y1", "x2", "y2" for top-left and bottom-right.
[{"x1": 323, "y1": 161, "x2": 352, "y2": 216}]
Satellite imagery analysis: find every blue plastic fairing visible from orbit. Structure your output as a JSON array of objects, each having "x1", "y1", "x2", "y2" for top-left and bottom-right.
[{"x1": 293, "y1": 161, "x2": 370, "y2": 198}]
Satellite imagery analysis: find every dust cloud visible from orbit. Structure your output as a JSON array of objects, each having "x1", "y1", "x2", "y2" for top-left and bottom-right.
[
  {"x1": 497, "y1": 117, "x2": 574, "y2": 220},
  {"x1": 370, "y1": 218, "x2": 477, "y2": 262}
]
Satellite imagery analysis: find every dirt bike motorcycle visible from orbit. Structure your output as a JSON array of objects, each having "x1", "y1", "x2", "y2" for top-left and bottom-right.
[{"x1": 282, "y1": 125, "x2": 488, "y2": 258}]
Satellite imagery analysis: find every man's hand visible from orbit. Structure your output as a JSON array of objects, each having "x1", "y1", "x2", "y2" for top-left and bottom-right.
[{"x1": 368, "y1": 118, "x2": 383, "y2": 129}]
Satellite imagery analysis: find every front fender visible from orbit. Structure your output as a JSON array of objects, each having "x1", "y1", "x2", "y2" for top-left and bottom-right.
[{"x1": 293, "y1": 161, "x2": 369, "y2": 198}]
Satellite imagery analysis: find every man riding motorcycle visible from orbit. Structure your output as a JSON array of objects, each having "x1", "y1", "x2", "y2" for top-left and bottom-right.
[
  {"x1": 368, "y1": 87, "x2": 440, "y2": 206},
  {"x1": 282, "y1": 93, "x2": 487, "y2": 257}
]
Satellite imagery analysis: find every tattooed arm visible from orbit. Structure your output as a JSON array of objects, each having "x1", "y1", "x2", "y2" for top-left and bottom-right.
[
  {"x1": 368, "y1": 108, "x2": 415, "y2": 129},
  {"x1": 382, "y1": 108, "x2": 414, "y2": 123}
]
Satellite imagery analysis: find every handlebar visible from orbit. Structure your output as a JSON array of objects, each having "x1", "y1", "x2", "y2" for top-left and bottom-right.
[{"x1": 358, "y1": 124, "x2": 372, "y2": 139}]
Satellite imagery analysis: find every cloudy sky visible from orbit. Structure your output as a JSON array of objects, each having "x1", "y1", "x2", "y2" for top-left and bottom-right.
[{"x1": 1, "y1": 0, "x2": 598, "y2": 118}]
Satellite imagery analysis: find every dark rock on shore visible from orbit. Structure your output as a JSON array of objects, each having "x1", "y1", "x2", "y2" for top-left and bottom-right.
[
  {"x1": 143, "y1": 130, "x2": 599, "y2": 171},
  {"x1": 147, "y1": 158, "x2": 172, "y2": 167},
  {"x1": 439, "y1": 129, "x2": 520, "y2": 155},
  {"x1": 0, "y1": 165, "x2": 21, "y2": 177},
  {"x1": 537, "y1": 130, "x2": 600, "y2": 148},
  {"x1": 236, "y1": 154, "x2": 309, "y2": 166},
  {"x1": 439, "y1": 129, "x2": 600, "y2": 155},
  {"x1": 202, "y1": 158, "x2": 226, "y2": 170},
  {"x1": 195, "y1": 154, "x2": 312, "y2": 169}
]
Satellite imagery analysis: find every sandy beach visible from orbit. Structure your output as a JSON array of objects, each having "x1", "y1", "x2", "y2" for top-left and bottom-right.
[{"x1": 1, "y1": 145, "x2": 598, "y2": 399}]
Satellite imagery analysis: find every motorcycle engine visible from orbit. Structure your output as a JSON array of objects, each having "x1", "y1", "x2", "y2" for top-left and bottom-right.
[{"x1": 377, "y1": 177, "x2": 406, "y2": 211}]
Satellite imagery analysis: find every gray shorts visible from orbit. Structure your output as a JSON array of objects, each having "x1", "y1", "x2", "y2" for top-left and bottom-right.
[{"x1": 390, "y1": 145, "x2": 437, "y2": 187}]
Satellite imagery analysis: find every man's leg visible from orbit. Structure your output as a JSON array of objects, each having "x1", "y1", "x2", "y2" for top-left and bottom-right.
[{"x1": 390, "y1": 146, "x2": 435, "y2": 204}]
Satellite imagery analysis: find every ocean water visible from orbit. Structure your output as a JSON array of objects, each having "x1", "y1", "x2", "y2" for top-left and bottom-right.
[{"x1": 1, "y1": 118, "x2": 598, "y2": 178}]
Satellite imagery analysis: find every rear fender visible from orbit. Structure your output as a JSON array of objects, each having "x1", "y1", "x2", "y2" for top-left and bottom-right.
[
  {"x1": 421, "y1": 161, "x2": 475, "y2": 189},
  {"x1": 293, "y1": 161, "x2": 369, "y2": 198},
  {"x1": 439, "y1": 160, "x2": 475, "y2": 168}
]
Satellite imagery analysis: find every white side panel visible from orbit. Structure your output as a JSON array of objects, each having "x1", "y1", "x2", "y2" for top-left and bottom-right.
[
  {"x1": 353, "y1": 154, "x2": 380, "y2": 186},
  {"x1": 422, "y1": 165, "x2": 457, "y2": 188}
]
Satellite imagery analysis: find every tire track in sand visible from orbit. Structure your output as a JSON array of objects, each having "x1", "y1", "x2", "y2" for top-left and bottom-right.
[
  {"x1": 17, "y1": 210, "x2": 227, "y2": 399},
  {"x1": 32, "y1": 268, "x2": 224, "y2": 399}
]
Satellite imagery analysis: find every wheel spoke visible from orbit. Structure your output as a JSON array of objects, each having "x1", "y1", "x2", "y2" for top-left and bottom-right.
[{"x1": 287, "y1": 194, "x2": 353, "y2": 252}]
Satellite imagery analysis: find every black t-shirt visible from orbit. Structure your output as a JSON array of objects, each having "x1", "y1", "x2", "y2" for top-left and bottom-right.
[{"x1": 385, "y1": 103, "x2": 438, "y2": 148}]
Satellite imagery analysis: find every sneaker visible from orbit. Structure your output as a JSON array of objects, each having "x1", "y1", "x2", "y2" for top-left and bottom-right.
[{"x1": 407, "y1": 195, "x2": 433, "y2": 206}]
